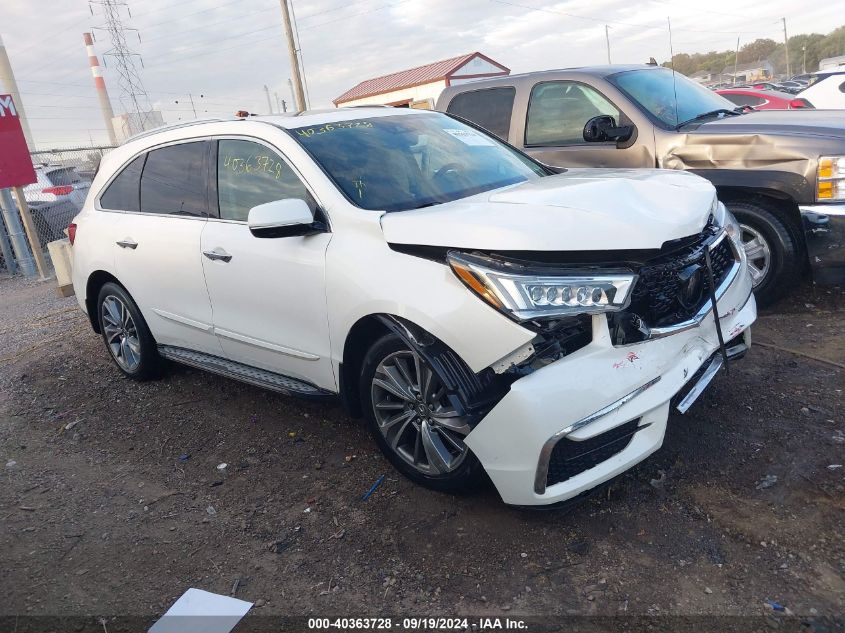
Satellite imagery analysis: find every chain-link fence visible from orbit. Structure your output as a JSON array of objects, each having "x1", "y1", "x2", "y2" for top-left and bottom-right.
[{"x1": 0, "y1": 145, "x2": 116, "y2": 274}]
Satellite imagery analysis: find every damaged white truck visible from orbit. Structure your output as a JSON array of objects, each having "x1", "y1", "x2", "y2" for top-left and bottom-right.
[{"x1": 69, "y1": 108, "x2": 755, "y2": 506}]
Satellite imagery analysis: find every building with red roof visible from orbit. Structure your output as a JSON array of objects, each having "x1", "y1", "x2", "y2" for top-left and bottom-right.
[{"x1": 333, "y1": 52, "x2": 509, "y2": 109}]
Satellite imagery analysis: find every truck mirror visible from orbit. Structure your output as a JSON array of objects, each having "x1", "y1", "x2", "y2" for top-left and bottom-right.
[{"x1": 583, "y1": 115, "x2": 633, "y2": 143}]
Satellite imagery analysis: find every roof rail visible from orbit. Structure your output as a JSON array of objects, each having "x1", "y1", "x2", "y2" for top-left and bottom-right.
[{"x1": 122, "y1": 117, "x2": 230, "y2": 144}]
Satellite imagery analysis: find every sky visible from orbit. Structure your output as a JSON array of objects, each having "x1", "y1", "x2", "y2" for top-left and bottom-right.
[{"x1": 0, "y1": 0, "x2": 842, "y2": 148}]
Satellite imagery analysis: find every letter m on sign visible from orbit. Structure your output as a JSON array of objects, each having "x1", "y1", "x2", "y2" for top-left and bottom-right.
[
  {"x1": 0, "y1": 95, "x2": 17, "y2": 117},
  {"x1": 0, "y1": 93, "x2": 36, "y2": 188}
]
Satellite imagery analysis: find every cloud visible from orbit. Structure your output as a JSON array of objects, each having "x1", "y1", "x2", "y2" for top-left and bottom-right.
[{"x1": 0, "y1": 0, "x2": 840, "y2": 147}]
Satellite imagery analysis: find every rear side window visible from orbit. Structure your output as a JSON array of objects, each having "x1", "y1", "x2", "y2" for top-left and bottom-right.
[
  {"x1": 99, "y1": 155, "x2": 145, "y2": 211},
  {"x1": 140, "y1": 141, "x2": 209, "y2": 216},
  {"x1": 446, "y1": 87, "x2": 515, "y2": 140},
  {"x1": 47, "y1": 168, "x2": 81, "y2": 186},
  {"x1": 216, "y1": 139, "x2": 316, "y2": 222},
  {"x1": 721, "y1": 93, "x2": 766, "y2": 107}
]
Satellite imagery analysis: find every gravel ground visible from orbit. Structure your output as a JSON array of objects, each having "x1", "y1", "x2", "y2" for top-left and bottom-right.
[{"x1": 0, "y1": 273, "x2": 843, "y2": 629}]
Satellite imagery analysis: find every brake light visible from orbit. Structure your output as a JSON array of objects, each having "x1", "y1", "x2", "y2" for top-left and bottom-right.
[
  {"x1": 789, "y1": 98, "x2": 812, "y2": 109},
  {"x1": 68, "y1": 223, "x2": 77, "y2": 245},
  {"x1": 42, "y1": 185, "x2": 74, "y2": 196}
]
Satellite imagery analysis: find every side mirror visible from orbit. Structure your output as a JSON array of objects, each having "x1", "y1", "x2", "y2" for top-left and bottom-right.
[
  {"x1": 247, "y1": 199, "x2": 326, "y2": 238},
  {"x1": 583, "y1": 115, "x2": 634, "y2": 143}
]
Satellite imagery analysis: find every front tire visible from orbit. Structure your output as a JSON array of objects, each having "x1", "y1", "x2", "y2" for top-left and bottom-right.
[
  {"x1": 360, "y1": 333, "x2": 485, "y2": 493},
  {"x1": 725, "y1": 199, "x2": 801, "y2": 308},
  {"x1": 97, "y1": 282, "x2": 162, "y2": 380}
]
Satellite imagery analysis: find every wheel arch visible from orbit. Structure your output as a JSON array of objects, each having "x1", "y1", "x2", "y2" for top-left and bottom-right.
[
  {"x1": 84, "y1": 270, "x2": 123, "y2": 333},
  {"x1": 339, "y1": 312, "x2": 507, "y2": 421},
  {"x1": 715, "y1": 187, "x2": 807, "y2": 267},
  {"x1": 688, "y1": 168, "x2": 808, "y2": 247},
  {"x1": 339, "y1": 314, "x2": 393, "y2": 418}
]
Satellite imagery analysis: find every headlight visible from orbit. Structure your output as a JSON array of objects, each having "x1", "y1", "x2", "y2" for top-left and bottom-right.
[
  {"x1": 448, "y1": 252, "x2": 636, "y2": 321},
  {"x1": 712, "y1": 199, "x2": 745, "y2": 265},
  {"x1": 817, "y1": 156, "x2": 845, "y2": 201}
]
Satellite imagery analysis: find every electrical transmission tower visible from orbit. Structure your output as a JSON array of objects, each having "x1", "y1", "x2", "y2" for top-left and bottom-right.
[{"x1": 89, "y1": 0, "x2": 153, "y2": 134}]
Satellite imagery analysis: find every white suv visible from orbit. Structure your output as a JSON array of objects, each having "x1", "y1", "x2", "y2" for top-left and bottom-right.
[{"x1": 70, "y1": 108, "x2": 755, "y2": 506}]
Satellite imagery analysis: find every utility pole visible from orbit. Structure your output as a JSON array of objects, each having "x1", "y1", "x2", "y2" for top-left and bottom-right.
[
  {"x1": 802, "y1": 45, "x2": 806, "y2": 74},
  {"x1": 175, "y1": 94, "x2": 201, "y2": 118},
  {"x1": 0, "y1": 34, "x2": 35, "y2": 150},
  {"x1": 605, "y1": 25, "x2": 611, "y2": 64},
  {"x1": 278, "y1": 0, "x2": 306, "y2": 112},
  {"x1": 782, "y1": 17, "x2": 791, "y2": 77},
  {"x1": 733, "y1": 36, "x2": 740, "y2": 86},
  {"x1": 264, "y1": 84, "x2": 274, "y2": 114},
  {"x1": 275, "y1": 91, "x2": 285, "y2": 113}
]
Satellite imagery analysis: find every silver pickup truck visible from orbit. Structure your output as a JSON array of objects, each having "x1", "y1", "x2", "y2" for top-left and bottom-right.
[{"x1": 436, "y1": 64, "x2": 845, "y2": 306}]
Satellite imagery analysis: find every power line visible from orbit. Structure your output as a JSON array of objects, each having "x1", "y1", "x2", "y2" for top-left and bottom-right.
[{"x1": 489, "y1": 0, "x2": 776, "y2": 36}]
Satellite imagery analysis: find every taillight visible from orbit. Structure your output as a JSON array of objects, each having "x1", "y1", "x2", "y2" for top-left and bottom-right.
[
  {"x1": 43, "y1": 185, "x2": 74, "y2": 196},
  {"x1": 68, "y1": 223, "x2": 77, "y2": 245},
  {"x1": 789, "y1": 98, "x2": 812, "y2": 109}
]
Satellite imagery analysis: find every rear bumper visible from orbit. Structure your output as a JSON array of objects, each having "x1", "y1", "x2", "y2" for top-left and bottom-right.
[
  {"x1": 464, "y1": 264, "x2": 756, "y2": 507},
  {"x1": 801, "y1": 203, "x2": 845, "y2": 285}
]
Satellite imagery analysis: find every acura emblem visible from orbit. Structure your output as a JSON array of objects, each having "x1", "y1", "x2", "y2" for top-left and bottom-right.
[{"x1": 678, "y1": 263, "x2": 704, "y2": 309}]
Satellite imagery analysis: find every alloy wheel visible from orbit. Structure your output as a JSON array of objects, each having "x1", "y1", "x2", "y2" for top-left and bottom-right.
[
  {"x1": 370, "y1": 349, "x2": 471, "y2": 475},
  {"x1": 739, "y1": 223, "x2": 771, "y2": 288},
  {"x1": 101, "y1": 295, "x2": 142, "y2": 372}
]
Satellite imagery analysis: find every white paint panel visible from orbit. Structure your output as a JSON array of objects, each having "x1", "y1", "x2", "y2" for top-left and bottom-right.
[
  {"x1": 451, "y1": 56, "x2": 506, "y2": 77},
  {"x1": 337, "y1": 81, "x2": 446, "y2": 107}
]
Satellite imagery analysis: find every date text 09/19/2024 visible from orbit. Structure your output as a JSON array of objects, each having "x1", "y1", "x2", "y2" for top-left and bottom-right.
[{"x1": 307, "y1": 617, "x2": 529, "y2": 630}]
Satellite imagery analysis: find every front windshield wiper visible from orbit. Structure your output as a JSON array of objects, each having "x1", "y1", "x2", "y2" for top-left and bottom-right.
[{"x1": 676, "y1": 108, "x2": 744, "y2": 129}]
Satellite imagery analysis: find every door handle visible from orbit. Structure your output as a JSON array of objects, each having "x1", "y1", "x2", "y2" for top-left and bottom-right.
[
  {"x1": 116, "y1": 239, "x2": 138, "y2": 249},
  {"x1": 203, "y1": 249, "x2": 232, "y2": 263}
]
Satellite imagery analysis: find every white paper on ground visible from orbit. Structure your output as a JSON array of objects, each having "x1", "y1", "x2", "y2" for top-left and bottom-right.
[{"x1": 149, "y1": 588, "x2": 253, "y2": 633}]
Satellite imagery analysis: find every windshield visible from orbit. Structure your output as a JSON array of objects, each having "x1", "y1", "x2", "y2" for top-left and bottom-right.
[
  {"x1": 609, "y1": 68, "x2": 739, "y2": 128},
  {"x1": 290, "y1": 113, "x2": 547, "y2": 212}
]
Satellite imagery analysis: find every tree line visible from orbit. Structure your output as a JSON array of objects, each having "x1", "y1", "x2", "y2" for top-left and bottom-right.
[{"x1": 662, "y1": 25, "x2": 845, "y2": 77}]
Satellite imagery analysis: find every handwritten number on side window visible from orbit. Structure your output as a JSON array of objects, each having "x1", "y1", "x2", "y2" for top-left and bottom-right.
[{"x1": 222, "y1": 154, "x2": 285, "y2": 180}]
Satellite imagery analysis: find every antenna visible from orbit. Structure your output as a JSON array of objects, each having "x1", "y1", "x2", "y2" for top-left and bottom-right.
[
  {"x1": 90, "y1": 0, "x2": 153, "y2": 135},
  {"x1": 667, "y1": 16, "x2": 678, "y2": 127}
]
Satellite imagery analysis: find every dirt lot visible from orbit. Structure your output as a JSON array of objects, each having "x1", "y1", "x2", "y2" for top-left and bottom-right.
[{"x1": 1, "y1": 274, "x2": 843, "y2": 627}]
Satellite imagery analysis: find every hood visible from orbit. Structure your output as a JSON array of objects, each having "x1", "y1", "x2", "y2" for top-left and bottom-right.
[
  {"x1": 693, "y1": 110, "x2": 845, "y2": 141},
  {"x1": 380, "y1": 169, "x2": 715, "y2": 252}
]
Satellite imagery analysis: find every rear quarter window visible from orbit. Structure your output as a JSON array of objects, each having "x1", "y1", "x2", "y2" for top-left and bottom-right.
[
  {"x1": 446, "y1": 87, "x2": 515, "y2": 140},
  {"x1": 99, "y1": 155, "x2": 146, "y2": 212},
  {"x1": 46, "y1": 168, "x2": 82, "y2": 186}
]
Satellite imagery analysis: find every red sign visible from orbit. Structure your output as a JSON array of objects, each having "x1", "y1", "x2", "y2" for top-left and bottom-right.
[{"x1": 0, "y1": 94, "x2": 36, "y2": 188}]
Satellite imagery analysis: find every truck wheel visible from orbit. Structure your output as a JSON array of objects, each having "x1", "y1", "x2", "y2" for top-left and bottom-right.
[
  {"x1": 360, "y1": 333, "x2": 486, "y2": 493},
  {"x1": 724, "y1": 200, "x2": 800, "y2": 308}
]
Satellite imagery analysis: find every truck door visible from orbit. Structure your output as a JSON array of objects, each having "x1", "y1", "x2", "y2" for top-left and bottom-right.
[{"x1": 520, "y1": 80, "x2": 652, "y2": 169}]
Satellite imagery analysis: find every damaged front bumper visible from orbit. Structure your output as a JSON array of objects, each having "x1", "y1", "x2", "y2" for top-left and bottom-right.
[{"x1": 463, "y1": 261, "x2": 756, "y2": 506}]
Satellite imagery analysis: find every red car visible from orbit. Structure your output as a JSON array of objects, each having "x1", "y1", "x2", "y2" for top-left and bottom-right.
[{"x1": 716, "y1": 88, "x2": 813, "y2": 110}]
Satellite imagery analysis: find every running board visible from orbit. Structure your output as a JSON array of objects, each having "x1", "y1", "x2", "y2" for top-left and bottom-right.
[{"x1": 158, "y1": 345, "x2": 332, "y2": 398}]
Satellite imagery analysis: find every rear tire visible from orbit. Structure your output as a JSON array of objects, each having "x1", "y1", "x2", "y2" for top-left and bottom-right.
[
  {"x1": 725, "y1": 199, "x2": 801, "y2": 308},
  {"x1": 360, "y1": 333, "x2": 486, "y2": 493},
  {"x1": 97, "y1": 282, "x2": 163, "y2": 380}
]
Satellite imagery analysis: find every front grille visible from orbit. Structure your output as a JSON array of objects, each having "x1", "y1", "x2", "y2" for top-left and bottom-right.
[
  {"x1": 626, "y1": 223, "x2": 736, "y2": 328},
  {"x1": 546, "y1": 418, "x2": 642, "y2": 488}
]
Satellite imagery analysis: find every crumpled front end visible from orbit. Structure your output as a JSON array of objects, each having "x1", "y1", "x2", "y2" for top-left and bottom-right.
[{"x1": 463, "y1": 219, "x2": 756, "y2": 506}]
